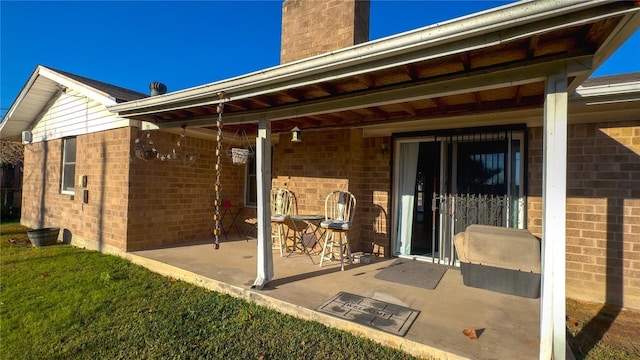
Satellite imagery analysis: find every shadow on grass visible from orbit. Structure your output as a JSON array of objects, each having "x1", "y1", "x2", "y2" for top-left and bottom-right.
[{"x1": 567, "y1": 304, "x2": 621, "y2": 360}]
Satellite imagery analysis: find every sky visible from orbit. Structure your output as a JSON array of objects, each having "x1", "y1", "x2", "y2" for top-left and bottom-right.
[{"x1": 1, "y1": 1, "x2": 638, "y2": 118}]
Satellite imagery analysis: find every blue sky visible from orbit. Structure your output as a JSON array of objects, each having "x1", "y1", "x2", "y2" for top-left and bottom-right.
[{"x1": 1, "y1": 1, "x2": 638, "y2": 118}]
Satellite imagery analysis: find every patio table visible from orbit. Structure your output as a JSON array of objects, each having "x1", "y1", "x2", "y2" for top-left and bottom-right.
[{"x1": 285, "y1": 214, "x2": 325, "y2": 262}]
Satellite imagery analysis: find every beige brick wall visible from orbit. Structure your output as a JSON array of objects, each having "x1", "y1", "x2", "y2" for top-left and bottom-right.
[
  {"x1": 280, "y1": 0, "x2": 370, "y2": 63},
  {"x1": 528, "y1": 120, "x2": 640, "y2": 309},
  {"x1": 21, "y1": 127, "x2": 247, "y2": 253},
  {"x1": 21, "y1": 128, "x2": 132, "y2": 253},
  {"x1": 126, "y1": 129, "x2": 245, "y2": 251},
  {"x1": 272, "y1": 128, "x2": 391, "y2": 254}
]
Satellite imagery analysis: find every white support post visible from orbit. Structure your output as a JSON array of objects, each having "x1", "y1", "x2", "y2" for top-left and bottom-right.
[
  {"x1": 539, "y1": 69, "x2": 568, "y2": 360},
  {"x1": 252, "y1": 116, "x2": 273, "y2": 289}
]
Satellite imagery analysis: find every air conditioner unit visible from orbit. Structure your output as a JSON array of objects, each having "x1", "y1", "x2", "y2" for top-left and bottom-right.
[{"x1": 21, "y1": 130, "x2": 32, "y2": 144}]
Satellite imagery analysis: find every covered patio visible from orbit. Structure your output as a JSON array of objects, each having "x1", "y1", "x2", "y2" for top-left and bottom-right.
[
  {"x1": 127, "y1": 234, "x2": 540, "y2": 360},
  {"x1": 109, "y1": 2, "x2": 640, "y2": 359}
]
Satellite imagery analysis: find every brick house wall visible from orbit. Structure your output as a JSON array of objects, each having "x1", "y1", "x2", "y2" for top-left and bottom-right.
[
  {"x1": 21, "y1": 127, "x2": 246, "y2": 253},
  {"x1": 527, "y1": 119, "x2": 640, "y2": 309},
  {"x1": 280, "y1": 0, "x2": 370, "y2": 63},
  {"x1": 21, "y1": 128, "x2": 132, "y2": 253},
  {"x1": 271, "y1": 128, "x2": 391, "y2": 254},
  {"x1": 126, "y1": 129, "x2": 245, "y2": 251}
]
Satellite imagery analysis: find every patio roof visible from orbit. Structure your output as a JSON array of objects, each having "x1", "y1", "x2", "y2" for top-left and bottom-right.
[{"x1": 109, "y1": 1, "x2": 640, "y2": 136}]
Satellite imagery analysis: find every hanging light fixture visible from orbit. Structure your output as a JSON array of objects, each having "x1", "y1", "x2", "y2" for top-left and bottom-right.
[{"x1": 290, "y1": 126, "x2": 301, "y2": 142}]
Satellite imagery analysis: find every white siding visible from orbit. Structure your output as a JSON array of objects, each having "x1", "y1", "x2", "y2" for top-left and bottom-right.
[{"x1": 30, "y1": 90, "x2": 133, "y2": 142}]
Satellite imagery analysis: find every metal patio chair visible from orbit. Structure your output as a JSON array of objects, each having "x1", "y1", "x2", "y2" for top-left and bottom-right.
[{"x1": 319, "y1": 190, "x2": 356, "y2": 271}]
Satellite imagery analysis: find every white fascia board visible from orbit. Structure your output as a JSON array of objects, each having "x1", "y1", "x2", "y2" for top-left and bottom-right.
[
  {"x1": 575, "y1": 81, "x2": 640, "y2": 97},
  {"x1": 570, "y1": 11, "x2": 640, "y2": 92},
  {"x1": 38, "y1": 67, "x2": 118, "y2": 106},
  {"x1": 0, "y1": 65, "x2": 42, "y2": 126},
  {"x1": 110, "y1": 0, "x2": 634, "y2": 117},
  {"x1": 572, "y1": 80, "x2": 640, "y2": 107}
]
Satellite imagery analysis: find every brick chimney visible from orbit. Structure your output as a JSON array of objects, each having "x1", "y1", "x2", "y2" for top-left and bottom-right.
[{"x1": 280, "y1": 0, "x2": 370, "y2": 64}]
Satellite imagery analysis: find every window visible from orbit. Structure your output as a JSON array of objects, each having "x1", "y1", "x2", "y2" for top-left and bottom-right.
[
  {"x1": 245, "y1": 156, "x2": 257, "y2": 206},
  {"x1": 61, "y1": 137, "x2": 76, "y2": 194}
]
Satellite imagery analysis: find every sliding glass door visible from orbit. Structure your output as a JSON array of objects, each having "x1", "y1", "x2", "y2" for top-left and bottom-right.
[{"x1": 392, "y1": 128, "x2": 525, "y2": 265}]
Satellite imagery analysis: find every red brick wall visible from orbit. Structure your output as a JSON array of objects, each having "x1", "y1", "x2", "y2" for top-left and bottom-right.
[
  {"x1": 528, "y1": 120, "x2": 640, "y2": 309},
  {"x1": 280, "y1": 0, "x2": 370, "y2": 63}
]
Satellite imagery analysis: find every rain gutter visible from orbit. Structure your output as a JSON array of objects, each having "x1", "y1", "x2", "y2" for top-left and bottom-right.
[{"x1": 109, "y1": 0, "x2": 637, "y2": 119}]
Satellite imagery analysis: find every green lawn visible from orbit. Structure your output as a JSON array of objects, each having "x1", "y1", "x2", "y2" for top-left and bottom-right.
[{"x1": 0, "y1": 221, "x2": 420, "y2": 360}]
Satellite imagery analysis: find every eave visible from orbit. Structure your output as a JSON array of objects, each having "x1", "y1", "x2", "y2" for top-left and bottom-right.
[{"x1": 108, "y1": 0, "x2": 639, "y2": 136}]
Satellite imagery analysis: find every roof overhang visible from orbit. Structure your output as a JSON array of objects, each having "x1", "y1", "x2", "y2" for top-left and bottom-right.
[
  {"x1": 0, "y1": 66, "x2": 147, "y2": 139},
  {"x1": 103, "y1": 1, "x2": 638, "y2": 135}
]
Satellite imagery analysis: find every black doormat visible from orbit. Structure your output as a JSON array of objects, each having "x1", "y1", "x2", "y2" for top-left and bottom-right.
[
  {"x1": 316, "y1": 292, "x2": 420, "y2": 337},
  {"x1": 374, "y1": 259, "x2": 448, "y2": 290}
]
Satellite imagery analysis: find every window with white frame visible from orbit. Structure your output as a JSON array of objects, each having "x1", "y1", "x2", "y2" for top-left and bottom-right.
[
  {"x1": 245, "y1": 156, "x2": 257, "y2": 206},
  {"x1": 61, "y1": 137, "x2": 76, "y2": 194}
]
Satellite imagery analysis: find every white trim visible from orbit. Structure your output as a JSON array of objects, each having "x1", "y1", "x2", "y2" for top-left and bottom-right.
[
  {"x1": 110, "y1": 1, "x2": 638, "y2": 118},
  {"x1": 540, "y1": 69, "x2": 568, "y2": 360},
  {"x1": 253, "y1": 117, "x2": 273, "y2": 289},
  {"x1": 60, "y1": 137, "x2": 77, "y2": 195}
]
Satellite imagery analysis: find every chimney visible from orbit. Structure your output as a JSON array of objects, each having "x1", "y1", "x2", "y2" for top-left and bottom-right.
[
  {"x1": 149, "y1": 81, "x2": 167, "y2": 96},
  {"x1": 280, "y1": 0, "x2": 370, "y2": 64}
]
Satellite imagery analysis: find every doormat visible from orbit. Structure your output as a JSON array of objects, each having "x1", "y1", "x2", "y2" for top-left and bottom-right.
[
  {"x1": 374, "y1": 259, "x2": 448, "y2": 290},
  {"x1": 316, "y1": 292, "x2": 420, "y2": 337}
]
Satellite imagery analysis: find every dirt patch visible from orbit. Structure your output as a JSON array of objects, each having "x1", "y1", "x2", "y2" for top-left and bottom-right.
[{"x1": 566, "y1": 298, "x2": 640, "y2": 359}]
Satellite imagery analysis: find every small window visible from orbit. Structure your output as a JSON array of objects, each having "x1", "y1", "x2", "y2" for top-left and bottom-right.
[
  {"x1": 245, "y1": 156, "x2": 257, "y2": 206},
  {"x1": 61, "y1": 137, "x2": 76, "y2": 194}
]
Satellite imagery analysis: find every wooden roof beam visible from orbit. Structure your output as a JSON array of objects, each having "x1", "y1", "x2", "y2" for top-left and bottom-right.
[
  {"x1": 515, "y1": 85, "x2": 523, "y2": 105},
  {"x1": 473, "y1": 92, "x2": 483, "y2": 110},
  {"x1": 225, "y1": 101, "x2": 249, "y2": 111},
  {"x1": 312, "y1": 83, "x2": 338, "y2": 96},
  {"x1": 249, "y1": 97, "x2": 272, "y2": 108},
  {"x1": 367, "y1": 106, "x2": 389, "y2": 119},
  {"x1": 432, "y1": 97, "x2": 447, "y2": 112},
  {"x1": 158, "y1": 55, "x2": 593, "y2": 128},
  {"x1": 399, "y1": 102, "x2": 417, "y2": 116},
  {"x1": 280, "y1": 88, "x2": 305, "y2": 101},
  {"x1": 460, "y1": 52, "x2": 471, "y2": 70},
  {"x1": 403, "y1": 64, "x2": 419, "y2": 80},
  {"x1": 528, "y1": 35, "x2": 540, "y2": 58},
  {"x1": 355, "y1": 74, "x2": 376, "y2": 89}
]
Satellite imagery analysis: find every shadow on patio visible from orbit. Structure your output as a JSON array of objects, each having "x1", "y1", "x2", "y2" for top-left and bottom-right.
[{"x1": 128, "y1": 235, "x2": 540, "y2": 360}]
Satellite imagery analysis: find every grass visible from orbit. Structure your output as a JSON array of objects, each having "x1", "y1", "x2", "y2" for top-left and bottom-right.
[
  {"x1": 4, "y1": 221, "x2": 640, "y2": 360},
  {"x1": 0, "y1": 221, "x2": 420, "y2": 360},
  {"x1": 566, "y1": 298, "x2": 640, "y2": 360}
]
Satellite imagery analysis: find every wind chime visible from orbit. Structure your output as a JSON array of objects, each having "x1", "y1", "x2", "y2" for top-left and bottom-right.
[{"x1": 213, "y1": 92, "x2": 225, "y2": 250}]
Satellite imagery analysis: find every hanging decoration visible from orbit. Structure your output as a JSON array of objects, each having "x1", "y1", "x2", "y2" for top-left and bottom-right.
[
  {"x1": 133, "y1": 125, "x2": 196, "y2": 167},
  {"x1": 167, "y1": 124, "x2": 197, "y2": 167},
  {"x1": 213, "y1": 92, "x2": 226, "y2": 250},
  {"x1": 225, "y1": 128, "x2": 254, "y2": 165},
  {"x1": 134, "y1": 130, "x2": 156, "y2": 161}
]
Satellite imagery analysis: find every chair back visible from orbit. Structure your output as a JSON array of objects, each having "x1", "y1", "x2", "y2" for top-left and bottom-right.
[
  {"x1": 271, "y1": 188, "x2": 296, "y2": 216},
  {"x1": 324, "y1": 190, "x2": 356, "y2": 223}
]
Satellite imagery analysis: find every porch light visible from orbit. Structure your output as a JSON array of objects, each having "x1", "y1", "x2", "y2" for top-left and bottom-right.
[{"x1": 291, "y1": 126, "x2": 301, "y2": 142}]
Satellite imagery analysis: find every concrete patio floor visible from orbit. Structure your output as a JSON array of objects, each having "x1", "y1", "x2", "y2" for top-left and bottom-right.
[{"x1": 126, "y1": 235, "x2": 540, "y2": 360}]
